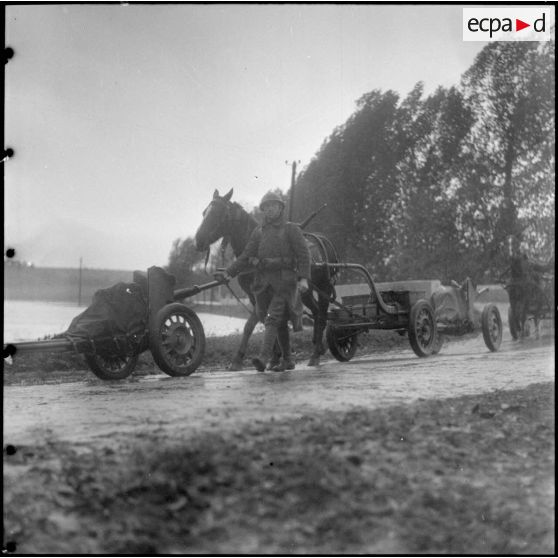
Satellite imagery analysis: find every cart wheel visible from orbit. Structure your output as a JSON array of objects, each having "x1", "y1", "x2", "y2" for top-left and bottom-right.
[
  {"x1": 482, "y1": 304, "x2": 502, "y2": 352},
  {"x1": 508, "y1": 306, "x2": 519, "y2": 340},
  {"x1": 149, "y1": 303, "x2": 205, "y2": 376},
  {"x1": 84, "y1": 352, "x2": 138, "y2": 381},
  {"x1": 326, "y1": 325, "x2": 358, "y2": 362},
  {"x1": 408, "y1": 300, "x2": 436, "y2": 358}
]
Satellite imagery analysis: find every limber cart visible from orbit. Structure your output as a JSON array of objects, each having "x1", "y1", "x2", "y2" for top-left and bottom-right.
[
  {"x1": 316, "y1": 263, "x2": 503, "y2": 361},
  {"x1": 5, "y1": 266, "x2": 226, "y2": 381}
]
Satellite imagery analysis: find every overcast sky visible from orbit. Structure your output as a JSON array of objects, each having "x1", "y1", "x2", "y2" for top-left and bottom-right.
[{"x1": 5, "y1": 3, "x2": 487, "y2": 271}]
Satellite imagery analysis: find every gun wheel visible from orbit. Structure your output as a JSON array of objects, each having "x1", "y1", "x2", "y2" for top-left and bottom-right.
[
  {"x1": 482, "y1": 304, "x2": 503, "y2": 351},
  {"x1": 150, "y1": 303, "x2": 205, "y2": 376},
  {"x1": 408, "y1": 300, "x2": 436, "y2": 357},
  {"x1": 85, "y1": 352, "x2": 138, "y2": 380},
  {"x1": 326, "y1": 325, "x2": 359, "y2": 362}
]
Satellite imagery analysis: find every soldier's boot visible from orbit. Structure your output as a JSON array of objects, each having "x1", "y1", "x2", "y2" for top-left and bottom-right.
[
  {"x1": 252, "y1": 324, "x2": 278, "y2": 372},
  {"x1": 271, "y1": 324, "x2": 296, "y2": 372},
  {"x1": 267, "y1": 340, "x2": 282, "y2": 370}
]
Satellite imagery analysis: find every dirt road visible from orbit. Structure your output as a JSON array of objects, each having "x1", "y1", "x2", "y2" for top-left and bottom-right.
[
  {"x1": 3, "y1": 329, "x2": 555, "y2": 555},
  {"x1": 4, "y1": 333, "x2": 554, "y2": 448}
]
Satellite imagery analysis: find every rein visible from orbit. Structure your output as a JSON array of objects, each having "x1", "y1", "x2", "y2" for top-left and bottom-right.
[{"x1": 224, "y1": 279, "x2": 254, "y2": 315}]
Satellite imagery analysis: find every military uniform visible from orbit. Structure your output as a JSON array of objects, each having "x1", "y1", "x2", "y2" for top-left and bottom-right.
[{"x1": 226, "y1": 192, "x2": 311, "y2": 371}]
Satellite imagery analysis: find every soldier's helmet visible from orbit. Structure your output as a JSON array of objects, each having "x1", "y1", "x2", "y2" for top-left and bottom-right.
[{"x1": 259, "y1": 191, "x2": 285, "y2": 210}]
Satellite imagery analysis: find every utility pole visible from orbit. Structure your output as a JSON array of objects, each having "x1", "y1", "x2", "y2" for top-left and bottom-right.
[
  {"x1": 286, "y1": 160, "x2": 300, "y2": 222},
  {"x1": 78, "y1": 257, "x2": 83, "y2": 307}
]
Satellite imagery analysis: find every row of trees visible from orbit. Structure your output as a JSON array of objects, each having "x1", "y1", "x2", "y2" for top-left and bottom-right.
[
  {"x1": 170, "y1": 40, "x2": 554, "y2": 285},
  {"x1": 292, "y1": 40, "x2": 554, "y2": 283}
]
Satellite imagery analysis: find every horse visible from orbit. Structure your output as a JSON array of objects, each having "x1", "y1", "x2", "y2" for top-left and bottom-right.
[
  {"x1": 194, "y1": 188, "x2": 339, "y2": 369},
  {"x1": 504, "y1": 254, "x2": 552, "y2": 340},
  {"x1": 505, "y1": 281, "x2": 545, "y2": 339}
]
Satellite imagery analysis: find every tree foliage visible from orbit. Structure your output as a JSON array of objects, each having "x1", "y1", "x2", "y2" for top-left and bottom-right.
[
  {"x1": 166, "y1": 237, "x2": 204, "y2": 287},
  {"x1": 291, "y1": 39, "x2": 554, "y2": 283},
  {"x1": 168, "y1": 40, "x2": 554, "y2": 286},
  {"x1": 460, "y1": 40, "x2": 555, "y2": 272}
]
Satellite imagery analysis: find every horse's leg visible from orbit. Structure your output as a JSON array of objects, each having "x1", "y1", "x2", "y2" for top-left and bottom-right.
[
  {"x1": 307, "y1": 291, "x2": 329, "y2": 367},
  {"x1": 534, "y1": 290, "x2": 545, "y2": 340},
  {"x1": 519, "y1": 301, "x2": 527, "y2": 340},
  {"x1": 269, "y1": 339, "x2": 282, "y2": 368},
  {"x1": 301, "y1": 292, "x2": 319, "y2": 366},
  {"x1": 229, "y1": 310, "x2": 259, "y2": 371},
  {"x1": 533, "y1": 299, "x2": 542, "y2": 340},
  {"x1": 510, "y1": 290, "x2": 524, "y2": 341},
  {"x1": 516, "y1": 305, "x2": 523, "y2": 340}
]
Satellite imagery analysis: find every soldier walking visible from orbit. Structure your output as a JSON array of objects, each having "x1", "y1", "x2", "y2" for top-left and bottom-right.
[{"x1": 222, "y1": 191, "x2": 311, "y2": 371}]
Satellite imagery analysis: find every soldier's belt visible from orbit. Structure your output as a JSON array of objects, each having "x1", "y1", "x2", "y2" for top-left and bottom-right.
[{"x1": 259, "y1": 257, "x2": 295, "y2": 270}]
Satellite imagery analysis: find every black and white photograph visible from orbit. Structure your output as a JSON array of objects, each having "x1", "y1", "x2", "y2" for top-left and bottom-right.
[{"x1": 3, "y1": 2, "x2": 554, "y2": 555}]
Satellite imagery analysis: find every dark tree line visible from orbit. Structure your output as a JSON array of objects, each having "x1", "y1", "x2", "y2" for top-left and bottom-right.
[
  {"x1": 166, "y1": 237, "x2": 206, "y2": 288},
  {"x1": 292, "y1": 40, "x2": 554, "y2": 283},
  {"x1": 169, "y1": 40, "x2": 554, "y2": 285}
]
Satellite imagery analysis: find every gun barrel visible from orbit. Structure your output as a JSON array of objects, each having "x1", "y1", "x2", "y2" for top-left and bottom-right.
[{"x1": 173, "y1": 279, "x2": 225, "y2": 300}]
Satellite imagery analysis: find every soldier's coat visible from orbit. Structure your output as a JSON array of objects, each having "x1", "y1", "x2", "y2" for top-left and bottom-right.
[{"x1": 227, "y1": 216, "x2": 311, "y2": 328}]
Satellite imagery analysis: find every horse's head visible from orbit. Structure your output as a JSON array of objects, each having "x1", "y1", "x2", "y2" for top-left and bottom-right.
[{"x1": 194, "y1": 188, "x2": 234, "y2": 252}]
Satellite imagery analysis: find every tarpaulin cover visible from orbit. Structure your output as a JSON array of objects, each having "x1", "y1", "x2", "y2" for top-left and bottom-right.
[
  {"x1": 66, "y1": 282, "x2": 147, "y2": 340},
  {"x1": 431, "y1": 286, "x2": 468, "y2": 324}
]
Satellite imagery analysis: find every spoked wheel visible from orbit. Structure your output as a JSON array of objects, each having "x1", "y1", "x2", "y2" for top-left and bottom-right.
[
  {"x1": 326, "y1": 325, "x2": 359, "y2": 362},
  {"x1": 149, "y1": 303, "x2": 205, "y2": 376},
  {"x1": 482, "y1": 304, "x2": 503, "y2": 351},
  {"x1": 408, "y1": 300, "x2": 437, "y2": 357},
  {"x1": 84, "y1": 352, "x2": 139, "y2": 380}
]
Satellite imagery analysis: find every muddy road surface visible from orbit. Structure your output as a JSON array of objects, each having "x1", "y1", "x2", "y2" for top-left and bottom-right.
[{"x1": 4, "y1": 332, "x2": 554, "y2": 449}]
